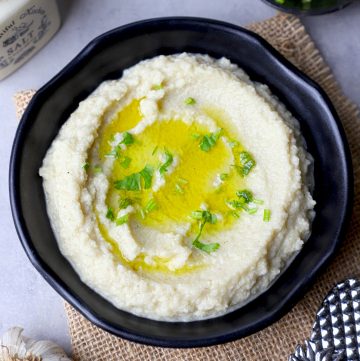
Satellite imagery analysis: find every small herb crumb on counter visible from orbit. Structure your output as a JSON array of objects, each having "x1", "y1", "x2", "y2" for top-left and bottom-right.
[{"x1": 39, "y1": 53, "x2": 315, "y2": 321}]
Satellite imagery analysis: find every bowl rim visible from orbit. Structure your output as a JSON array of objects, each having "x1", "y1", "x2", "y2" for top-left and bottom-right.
[
  {"x1": 9, "y1": 16, "x2": 353, "y2": 348},
  {"x1": 261, "y1": 0, "x2": 353, "y2": 15}
]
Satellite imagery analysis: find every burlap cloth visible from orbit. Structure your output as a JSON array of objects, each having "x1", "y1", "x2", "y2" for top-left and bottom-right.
[{"x1": 14, "y1": 12, "x2": 360, "y2": 361}]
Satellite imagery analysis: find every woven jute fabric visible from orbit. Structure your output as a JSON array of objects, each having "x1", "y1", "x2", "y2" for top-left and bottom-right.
[{"x1": 14, "y1": 12, "x2": 360, "y2": 361}]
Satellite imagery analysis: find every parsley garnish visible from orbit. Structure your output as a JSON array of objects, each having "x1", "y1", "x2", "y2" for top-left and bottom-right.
[
  {"x1": 175, "y1": 183, "x2": 184, "y2": 194},
  {"x1": 193, "y1": 239, "x2": 220, "y2": 254},
  {"x1": 227, "y1": 189, "x2": 259, "y2": 214},
  {"x1": 82, "y1": 162, "x2": 90, "y2": 171},
  {"x1": 184, "y1": 97, "x2": 196, "y2": 105},
  {"x1": 143, "y1": 198, "x2": 158, "y2": 214},
  {"x1": 236, "y1": 151, "x2": 256, "y2": 176},
  {"x1": 178, "y1": 177, "x2": 188, "y2": 184},
  {"x1": 159, "y1": 150, "x2": 174, "y2": 176},
  {"x1": 191, "y1": 133, "x2": 201, "y2": 140},
  {"x1": 120, "y1": 156, "x2": 131, "y2": 169},
  {"x1": 152, "y1": 146, "x2": 158, "y2": 155},
  {"x1": 116, "y1": 214, "x2": 128, "y2": 225},
  {"x1": 151, "y1": 84, "x2": 163, "y2": 90},
  {"x1": 106, "y1": 144, "x2": 122, "y2": 159},
  {"x1": 190, "y1": 210, "x2": 219, "y2": 254},
  {"x1": 220, "y1": 173, "x2": 229, "y2": 181},
  {"x1": 114, "y1": 165, "x2": 153, "y2": 191},
  {"x1": 106, "y1": 207, "x2": 115, "y2": 221},
  {"x1": 119, "y1": 198, "x2": 132, "y2": 209},
  {"x1": 236, "y1": 190, "x2": 253, "y2": 203},
  {"x1": 263, "y1": 209, "x2": 271, "y2": 222},
  {"x1": 199, "y1": 129, "x2": 222, "y2": 152},
  {"x1": 94, "y1": 165, "x2": 102, "y2": 173},
  {"x1": 121, "y1": 132, "x2": 134, "y2": 146},
  {"x1": 139, "y1": 165, "x2": 153, "y2": 189},
  {"x1": 115, "y1": 173, "x2": 141, "y2": 191},
  {"x1": 106, "y1": 133, "x2": 133, "y2": 159}
]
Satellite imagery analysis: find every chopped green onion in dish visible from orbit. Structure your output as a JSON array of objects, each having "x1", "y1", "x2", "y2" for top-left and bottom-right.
[
  {"x1": 116, "y1": 214, "x2": 129, "y2": 225},
  {"x1": 263, "y1": 209, "x2": 271, "y2": 222},
  {"x1": 114, "y1": 165, "x2": 153, "y2": 191},
  {"x1": 144, "y1": 198, "x2": 158, "y2": 214},
  {"x1": 236, "y1": 151, "x2": 256, "y2": 177},
  {"x1": 94, "y1": 165, "x2": 102, "y2": 173},
  {"x1": 199, "y1": 129, "x2": 222, "y2": 152},
  {"x1": 119, "y1": 198, "x2": 132, "y2": 209},
  {"x1": 191, "y1": 210, "x2": 219, "y2": 253},
  {"x1": 151, "y1": 84, "x2": 163, "y2": 90},
  {"x1": 121, "y1": 132, "x2": 134, "y2": 146},
  {"x1": 192, "y1": 239, "x2": 220, "y2": 254},
  {"x1": 220, "y1": 173, "x2": 229, "y2": 181},
  {"x1": 184, "y1": 97, "x2": 196, "y2": 105},
  {"x1": 106, "y1": 207, "x2": 115, "y2": 221},
  {"x1": 159, "y1": 150, "x2": 174, "y2": 176},
  {"x1": 120, "y1": 156, "x2": 131, "y2": 169}
]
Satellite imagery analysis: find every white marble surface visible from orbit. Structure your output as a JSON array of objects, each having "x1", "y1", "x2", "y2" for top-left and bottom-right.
[{"x1": 1, "y1": 0, "x2": 359, "y2": 354}]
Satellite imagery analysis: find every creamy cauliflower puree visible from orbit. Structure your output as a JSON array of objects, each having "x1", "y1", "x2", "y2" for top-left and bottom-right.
[{"x1": 40, "y1": 53, "x2": 315, "y2": 321}]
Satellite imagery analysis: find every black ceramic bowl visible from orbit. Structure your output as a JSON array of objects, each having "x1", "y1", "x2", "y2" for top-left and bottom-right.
[{"x1": 9, "y1": 17, "x2": 352, "y2": 347}]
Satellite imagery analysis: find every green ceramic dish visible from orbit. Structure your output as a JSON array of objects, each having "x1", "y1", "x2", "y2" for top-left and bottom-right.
[{"x1": 262, "y1": 0, "x2": 353, "y2": 15}]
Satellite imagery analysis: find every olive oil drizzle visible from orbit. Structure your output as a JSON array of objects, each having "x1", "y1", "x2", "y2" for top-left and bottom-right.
[{"x1": 93, "y1": 98, "x2": 256, "y2": 274}]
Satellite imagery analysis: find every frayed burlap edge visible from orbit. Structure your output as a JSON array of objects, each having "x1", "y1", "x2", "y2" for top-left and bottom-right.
[{"x1": 14, "y1": 12, "x2": 360, "y2": 361}]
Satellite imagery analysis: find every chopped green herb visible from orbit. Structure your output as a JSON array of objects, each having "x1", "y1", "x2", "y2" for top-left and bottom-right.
[
  {"x1": 152, "y1": 146, "x2": 158, "y2": 155},
  {"x1": 199, "y1": 129, "x2": 222, "y2": 152},
  {"x1": 236, "y1": 189, "x2": 253, "y2": 204},
  {"x1": 191, "y1": 133, "x2": 201, "y2": 140},
  {"x1": 175, "y1": 183, "x2": 184, "y2": 194},
  {"x1": 94, "y1": 165, "x2": 102, "y2": 173},
  {"x1": 115, "y1": 166, "x2": 153, "y2": 191},
  {"x1": 139, "y1": 208, "x2": 146, "y2": 219},
  {"x1": 82, "y1": 162, "x2": 90, "y2": 171},
  {"x1": 191, "y1": 210, "x2": 205, "y2": 220},
  {"x1": 236, "y1": 151, "x2": 256, "y2": 177},
  {"x1": 263, "y1": 209, "x2": 271, "y2": 222},
  {"x1": 106, "y1": 207, "x2": 115, "y2": 221},
  {"x1": 144, "y1": 198, "x2": 158, "y2": 214},
  {"x1": 227, "y1": 200, "x2": 245, "y2": 210},
  {"x1": 121, "y1": 132, "x2": 134, "y2": 146},
  {"x1": 120, "y1": 156, "x2": 131, "y2": 169},
  {"x1": 151, "y1": 84, "x2": 163, "y2": 90},
  {"x1": 193, "y1": 239, "x2": 220, "y2": 254},
  {"x1": 178, "y1": 177, "x2": 188, "y2": 184},
  {"x1": 227, "y1": 199, "x2": 257, "y2": 215},
  {"x1": 190, "y1": 210, "x2": 217, "y2": 224},
  {"x1": 184, "y1": 97, "x2": 196, "y2": 105},
  {"x1": 114, "y1": 173, "x2": 141, "y2": 191},
  {"x1": 275, "y1": 0, "x2": 285, "y2": 3},
  {"x1": 159, "y1": 150, "x2": 174, "y2": 176},
  {"x1": 230, "y1": 210, "x2": 240, "y2": 218},
  {"x1": 119, "y1": 198, "x2": 132, "y2": 209},
  {"x1": 116, "y1": 214, "x2": 129, "y2": 225},
  {"x1": 106, "y1": 144, "x2": 122, "y2": 159},
  {"x1": 190, "y1": 210, "x2": 219, "y2": 253},
  {"x1": 253, "y1": 198, "x2": 264, "y2": 205},
  {"x1": 139, "y1": 165, "x2": 153, "y2": 189},
  {"x1": 247, "y1": 207, "x2": 258, "y2": 215},
  {"x1": 220, "y1": 173, "x2": 229, "y2": 181}
]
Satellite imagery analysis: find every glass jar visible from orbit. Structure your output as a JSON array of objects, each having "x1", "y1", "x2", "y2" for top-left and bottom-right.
[
  {"x1": 262, "y1": 0, "x2": 353, "y2": 15},
  {"x1": 0, "y1": 0, "x2": 61, "y2": 80}
]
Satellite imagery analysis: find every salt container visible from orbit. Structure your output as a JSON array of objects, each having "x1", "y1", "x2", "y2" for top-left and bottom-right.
[{"x1": 0, "y1": 0, "x2": 61, "y2": 80}]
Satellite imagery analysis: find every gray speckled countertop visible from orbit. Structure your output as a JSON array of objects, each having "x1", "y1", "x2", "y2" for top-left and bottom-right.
[{"x1": 1, "y1": 0, "x2": 359, "y2": 354}]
